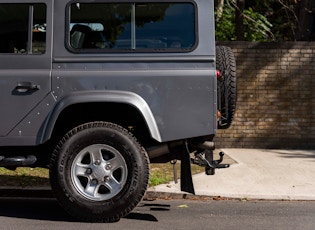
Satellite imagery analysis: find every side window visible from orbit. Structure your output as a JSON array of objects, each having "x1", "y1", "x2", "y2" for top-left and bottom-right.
[
  {"x1": 68, "y1": 2, "x2": 196, "y2": 52},
  {"x1": 135, "y1": 4, "x2": 195, "y2": 50},
  {"x1": 0, "y1": 4, "x2": 46, "y2": 54}
]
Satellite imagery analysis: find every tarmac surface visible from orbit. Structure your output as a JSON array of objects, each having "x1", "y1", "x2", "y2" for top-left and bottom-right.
[
  {"x1": 148, "y1": 148, "x2": 315, "y2": 201},
  {"x1": 0, "y1": 148, "x2": 315, "y2": 201}
]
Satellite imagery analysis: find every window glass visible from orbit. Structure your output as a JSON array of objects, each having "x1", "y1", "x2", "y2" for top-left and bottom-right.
[
  {"x1": 135, "y1": 4, "x2": 195, "y2": 49},
  {"x1": 32, "y1": 4, "x2": 47, "y2": 54},
  {"x1": 69, "y1": 2, "x2": 196, "y2": 52},
  {"x1": 70, "y1": 3, "x2": 131, "y2": 49},
  {"x1": 0, "y1": 4, "x2": 46, "y2": 54}
]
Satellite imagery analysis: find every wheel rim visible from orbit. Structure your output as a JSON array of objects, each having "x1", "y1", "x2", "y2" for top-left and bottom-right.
[{"x1": 71, "y1": 144, "x2": 128, "y2": 201}]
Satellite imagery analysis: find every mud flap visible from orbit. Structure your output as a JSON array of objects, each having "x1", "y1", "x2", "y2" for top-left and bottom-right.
[{"x1": 180, "y1": 145, "x2": 195, "y2": 195}]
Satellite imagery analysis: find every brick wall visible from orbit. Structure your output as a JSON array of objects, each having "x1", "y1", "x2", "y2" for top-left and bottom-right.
[{"x1": 214, "y1": 42, "x2": 315, "y2": 149}]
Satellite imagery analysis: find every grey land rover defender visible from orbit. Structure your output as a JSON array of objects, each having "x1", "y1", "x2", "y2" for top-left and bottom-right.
[{"x1": 0, "y1": 0, "x2": 236, "y2": 222}]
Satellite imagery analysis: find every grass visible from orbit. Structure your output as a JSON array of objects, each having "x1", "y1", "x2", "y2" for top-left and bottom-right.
[
  {"x1": 0, "y1": 167, "x2": 49, "y2": 187},
  {"x1": 0, "y1": 162, "x2": 205, "y2": 188},
  {"x1": 149, "y1": 162, "x2": 204, "y2": 186}
]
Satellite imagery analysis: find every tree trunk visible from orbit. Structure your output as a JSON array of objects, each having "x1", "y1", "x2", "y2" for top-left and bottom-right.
[
  {"x1": 216, "y1": 0, "x2": 225, "y2": 22},
  {"x1": 295, "y1": 0, "x2": 315, "y2": 40},
  {"x1": 235, "y1": 0, "x2": 245, "y2": 40}
]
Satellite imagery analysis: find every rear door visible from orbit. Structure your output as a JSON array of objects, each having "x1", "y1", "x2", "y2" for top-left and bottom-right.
[{"x1": 0, "y1": 1, "x2": 52, "y2": 137}]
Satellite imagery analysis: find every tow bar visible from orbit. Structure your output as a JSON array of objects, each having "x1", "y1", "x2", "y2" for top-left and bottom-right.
[
  {"x1": 191, "y1": 141, "x2": 230, "y2": 175},
  {"x1": 179, "y1": 141, "x2": 230, "y2": 195}
]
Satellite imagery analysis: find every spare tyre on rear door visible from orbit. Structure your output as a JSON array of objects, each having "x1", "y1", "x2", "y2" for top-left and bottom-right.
[{"x1": 216, "y1": 46, "x2": 237, "y2": 129}]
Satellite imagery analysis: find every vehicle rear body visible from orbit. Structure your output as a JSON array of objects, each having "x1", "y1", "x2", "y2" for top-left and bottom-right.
[{"x1": 0, "y1": 0, "x2": 217, "y2": 147}]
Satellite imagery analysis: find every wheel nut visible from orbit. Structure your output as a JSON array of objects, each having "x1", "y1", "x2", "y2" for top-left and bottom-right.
[
  {"x1": 91, "y1": 179, "x2": 98, "y2": 185},
  {"x1": 105, "y1": 164, "x2": 112, "y2": 170},
  {"x1": 94, "y1": 160, "x2": 101, "y2": 165},
  {"x1": 86, "y1": 168, "x2": 92, "y2": 174},
  {"x1": 104, "y1": 176, "x2": 110, "y2": 182}
]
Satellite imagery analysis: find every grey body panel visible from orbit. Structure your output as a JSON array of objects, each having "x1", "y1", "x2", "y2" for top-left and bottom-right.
[
  {"x1": 51, "y1": 61, "x2": 216, "y2": 142},
  {"x1": 0, "y1": 0, "x2": 217, "y2": 146},
  {"x1": 0, "y1": 0, "x2": 53, "y2": 142}
]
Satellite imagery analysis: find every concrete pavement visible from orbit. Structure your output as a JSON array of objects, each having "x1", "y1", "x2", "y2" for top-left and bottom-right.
[{"x1": 149, "y1": 149, "x2": 315, "y2": 201}]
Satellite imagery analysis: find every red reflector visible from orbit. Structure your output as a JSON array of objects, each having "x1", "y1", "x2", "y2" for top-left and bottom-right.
[{"x1": 216, "y1": 69, "x2": 221, "y2": 79}]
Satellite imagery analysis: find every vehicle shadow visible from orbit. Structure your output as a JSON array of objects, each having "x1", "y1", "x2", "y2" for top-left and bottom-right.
[
  {"x1": 270, "y1": 149, "x2": 315, "y2": 161},
  {"x1": 0, "y1": 198, "x2": 164, "y2": 222},
  {"x1": 125, "y1": 202, "x2": 171, "y2": 222},
  {"x1": 0, "y1": 198, "x2": 71, "y2": 221}
]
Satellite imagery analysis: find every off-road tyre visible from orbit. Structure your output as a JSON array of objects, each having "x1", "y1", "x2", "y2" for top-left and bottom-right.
[
  {"x1": 49, "y1": 121, "x2": 149, "y2": 222},
  {"x1": 216, "y1": 46, "x2": 237, "y2": 129}
]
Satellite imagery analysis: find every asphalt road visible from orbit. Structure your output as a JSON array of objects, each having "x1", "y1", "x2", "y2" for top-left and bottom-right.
[{"x1": 0, "y1": 198, "x2": 314, "y2": 230}]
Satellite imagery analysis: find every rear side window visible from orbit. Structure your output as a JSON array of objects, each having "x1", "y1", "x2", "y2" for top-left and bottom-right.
[
  {"x1": 68, "y1": 2, "x2": 196, "y2": 52},
  {"x1": 0, "y1": 3, "x2": 46, "y2": 54}
]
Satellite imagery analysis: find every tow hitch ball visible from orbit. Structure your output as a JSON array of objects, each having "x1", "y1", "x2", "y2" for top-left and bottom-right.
[{"x1": 191, "y1": 142, "x2": 230, "y2": 175}]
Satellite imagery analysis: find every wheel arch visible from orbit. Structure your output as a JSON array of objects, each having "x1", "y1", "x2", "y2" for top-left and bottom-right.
[{"x1": 40, "y1": 90, "x2": 162, "y2": 144}]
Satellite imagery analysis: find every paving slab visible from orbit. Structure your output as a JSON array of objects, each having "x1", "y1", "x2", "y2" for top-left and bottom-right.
[{"x1": 149, "y1": 149, "x2": 315, "y2": 200}]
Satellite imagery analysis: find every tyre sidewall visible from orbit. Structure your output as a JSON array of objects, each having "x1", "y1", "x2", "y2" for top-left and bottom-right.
[
  {"x1": 216, "y1": 46, "x2": 237, "y2": 129},
  {"x1": 50, "y1": 123, "x2": 148, "y2": 221}
]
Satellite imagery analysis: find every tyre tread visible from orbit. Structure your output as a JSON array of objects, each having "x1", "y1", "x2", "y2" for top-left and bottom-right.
[
  {"x1": 49, "y1": 121, "x2": 149, "y2": 222},
  {"x1": 216, "y1": 46, "x2": 237, "y2": 129}
]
